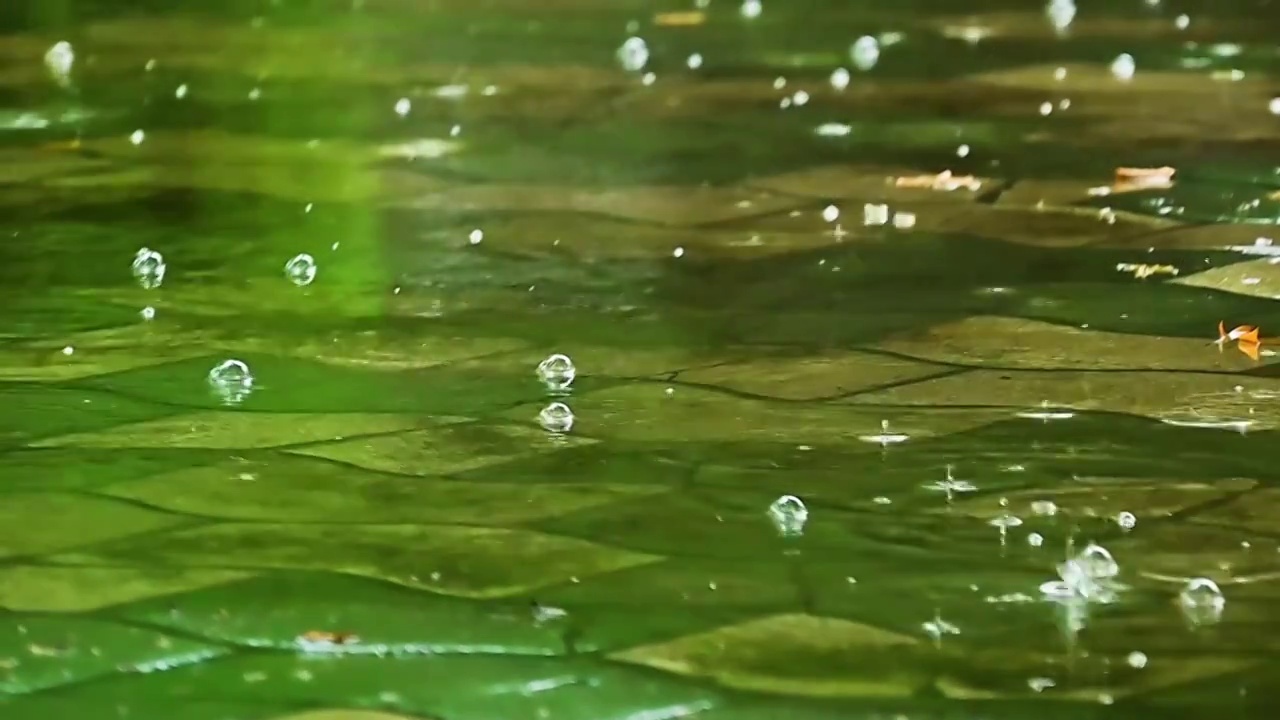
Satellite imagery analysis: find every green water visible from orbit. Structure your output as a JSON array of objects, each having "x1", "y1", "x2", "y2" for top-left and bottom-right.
[{"x1": 3, "y1": 1, "x2": 1280, "y2": 718}]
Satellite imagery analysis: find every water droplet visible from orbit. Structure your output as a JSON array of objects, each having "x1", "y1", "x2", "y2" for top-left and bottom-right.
[
  {"x1": 61, "y1": 345, "x2": 74, "y2": 356},
  {"x1": 768, "y1": 495, "x2": 807, "y2": 537},
  {"x1": 131, "y1": 248, "x2": 167, "y2": 289},
  {"x1": 1116, "y1": 511, "x2": 1136, "y2": 530},
  {"x1": 175, "y1": 84, "x2": 188, "y2": 99},
  {"x1": 617, "y1": 37, "x2": 650, "y2": 72},
  {"x1": 1075, "y1": 543, "x2": 1119, "y2": 579},
  {"x1": 468, "y1": 229, "x2": 484, "y2": 245},
  {"x1": 140, "y1": 306, "x2": 155, "y2": 321},
  {"x1": 863, "y1": 203, "x2": 890, "y2": 226},
  {"x1": 822, "y1": 205, "x2": 840, "y2": 223},
  {"x1": 1127, "y1": 651, "x2": 1148, "y2": 669},
  {"x1": 1179, "y1": 577, "x2": 1225, "y2": 625},
  {"x1": 957, "y1": 144, "x2": 970, "y2": 157},
  {"x1": 686, "y1": 53, "x2": 703, "y2": 70},
  {"x1": 1031, "y1": 500, "x2": 1058, "y2": 516},
  {"x1": 44, "y1": 41, "x2": 75, "y2": 87},
  {"x1": 1110, "y1": 53, "x2": 1136, "y2": 81},
  {"x1": 740, "y1": 0, "x2": 762, "y2": 19},
  {"x1": 284, "y1": 253, "x2": 317, "y2": 286},
  {"x1": 130, "y1": 129, "x2": 146, "y2": 145},
  {"x1": 536, "y1": 353, "x2": 576, "y2": 390},
  {"x1": 850, "y1": 36, "x2": 880, "y2": 71},
  {"x1": 673, "y1": 246, "x2": 685, "y2": 258},
  {"x1": 538, "y1": 401, "x2": 575, "y2": 434},
  {"x1": 208, "y1": 359, "x2": 254, "y2": 405},
  {"x1": 395, "y1": 98, "x2": 411, "y2": 117},
  {"x1": 830, "y1": 68, "x2": 850, "y2": 90},
  {"x1": 1028, "y1": 532, "x2": 1044, "y2": 547},
  {"x1": 1046, "y1": 0, "x2": 1076, "y2": 34}
]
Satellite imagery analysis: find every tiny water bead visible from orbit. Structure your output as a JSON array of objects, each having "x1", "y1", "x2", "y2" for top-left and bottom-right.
[
  {"x1": 850, "y1": 36, "x2": 880, "y2": 71},
  {"x1": 768, "y1": 495, "x2": 808, "y2": 537},
  {"x1": 468, "y1": 229, "x2": 484, "y2": 245},
  {"x1": 1111, "y1": 53, "x2": 1136, "y2": 81},
  {"x1": 1116, "y1": 511, "x2": 1137, "y2": 530},
  {"x1": 538, "y1": 402, "x2": 575, "y2": 434},
  {"x1": 830, "y1": 68, "x2": 850, "y2": 91},
  {"x1": 132, "y1": 248, "x2": 167, "y2": 289},
  {"x1": 284, "y1": 253, "x2": 317, "y2": 286},
  {"x1": 740, "y1": 0, "x2": 762, "y2": 19},
  {"x1": 1179, "y1": 577, "x2": 1225, "y2": 623},
  {"x1": 395, "y1": 98, "x2": 411, "y2": 117},
  {"x1": 130, "y1": 129, "x2": 146, "y2": 145},
  {"x1": 44, "y1": 41, "x2": 74, "y2": 86},
  {"x1": 208, "y1": 359, "x2": 254, "y2": 405},
  {"x1": 617, "y1": 37, "x2": 650, "y2": 72},
  {"x1": 536, "y1": 353, "x2": 576, "y2": 390}
]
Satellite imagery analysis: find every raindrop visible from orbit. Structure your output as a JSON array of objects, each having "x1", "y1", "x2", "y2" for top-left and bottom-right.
[
  {"x1": 830, "y1": 68, "x2": 850, "y2": 90},
  {"x1": 850, "y1": 36, "x2": 880, "y2": 71},
  {"x1": 208, "y1": 359, "x2": 254, "y2": 405},
  {"x1": 1179, "y1": 577, "x2": 1225, "y2": 624},
  {"x1": 131, "y1": 248, "x2": 167, "y2": 289},
  {"x1": 1111, "y1": 53, "x2": 1136, "y2": 81},
  {"x1": 617, "y1": 37, "x2": 650, "y2": 72},
  {"x1": 284, "y1": 253, "x2": 317, "y2": 286},
  {"x1": 768, "y1": 495, "x2": 808, "y2": 537},
  {"x1": 538, "y1": 402, "x2": 575, "y2": 434},
  {"x1": 1116, "y1": 511, "x2": 1136, "y2": 530},
  {"x1": 44, "y1": 41, "x2": 74, "y2": 87},
  {"x1": 536, "y1": 353, "x2": 576, "y2": 390}
]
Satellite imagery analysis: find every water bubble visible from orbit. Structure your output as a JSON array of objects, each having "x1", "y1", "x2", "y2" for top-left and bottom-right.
[
  {"x1": 175, "y1": 84, "x2": 188, "y2": 99},
  {"x1": 44, "y1": 41, "x2": 74, "y2": 87},
  {"x1": 468, "y1": 229, "x2": 484, "y2": 245},
  {"x1": 536, "y1": 353, "x2": 576, "y2": 390},
  {"x1": 617, "y1": 37, "x2": 650, "y2": 72},
  {"x1": 957, "y1": 144, "x2": 970, "y2": 157},
  {"x1": 284, "y1": 253, "x2": 317, "y2": 286},
  {"x1": 1127, "y1": 651, "x2": 1148, "y2": 669},
  {"x1": 1075, "y1": 543, "x2": 1119, "y2": 580},
  {"x1": 863, "y1": 203, "x2": 890, "y2": 226},
  {"x1": 1179, "y1": 577, "x2": 1225, "y2": 624},
  {"x1": 1028, "y1": 532, "x2": 1044, "y2": 547},
  {"x1": 140, "y1": 306, "x2": 156, "y2": 321},
  {"x1": 395, "y1": 98, "x2": 411, "y2": 117},
  {"x1": 538, "y1": 401, "x2": 575, "y2": 434},
  {"x1": 850, "y1": 36, "x2": 880, "y2": 71},
  {"x1": 1116, "y1": 511, "x2": 1136, "y2": 530},
  {"x1": 131, "y1": 248, "x2": 167, "y2": 289},
  {"x1": 768, "y1": 495, "x2": 807, "y2": 537},
  {"x1": 1046, "y1": 0, "x2": 1076, "y2": 34},
  {"x1": 822, "y1": 205, "x2": 840, "y2": 223},
  {"x1": 740, "y1": 0, "x2": 762, "y2": 19},
  {"x1": 686, "y1": 53, "x2": 703, "y2": 70},
  {"x1": 130, "y1": 129, "x2": 146, "y2": 145},
  {"x1": 673, "y1": 246, "x2": 685, "y2": 258},
  {"x1": 1111, "y1": 53, "x2": 1136, "y2": 81},
  {"x1": 1269, "y1": 97, "x2": 1280, "y2": 115},
  {"x1": 1175, "y1": 14, "x2": 1189, "y2": 30},
  {"x1": 830, "y1": 68, "x2": 850, "y2": 91},
  {"x1": 208, "y1": 359, "x2": 254, "y2": 405}
]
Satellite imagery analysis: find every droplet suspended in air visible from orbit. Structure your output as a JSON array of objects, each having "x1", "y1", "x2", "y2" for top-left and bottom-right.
[
  {"x1": 208, "y1": 359, "x2": 254, "y2": 405},
  {"x1": 538, "y1": 401, "x2": 575, "y2": 434},
  {"x1": 1111, "y1": 53, "x2": 1136, "y2": 81},
  {"x1": 740, "y1": 0, "x2": 762, "y2": 19},
  {"x1": 850, "y1": 35, "x2": 880, "y2": 71},
  {"x1": 395, "y1": 98, "x2": 411, "y2": 117},
  {"x1": 131, "y1": 248, "x2": 167, "y2": 289},
  {"x1": 537, "y1": 353, "x2": 576, "y2": 390},
  {"x1": 830, "y1": 67, "x2": 850, "y2": 91},
  {"x1": 768, "y1": 495, "x2": 808, "y2": 537},
  {"x1": 130, "y1": 129, "x2": 146, "y2": 145},
  {"x1": 617, "y1": 37, "x2": 650, "y2": 72},
  {"x1": 44, "y1": 41, "x2": 74, "y2": 87},
  {"x1": 1046, "y1": 0, "x2": 1076, "y2": 34},
  {"x1": 284, "y1": 253, "x2": 317, "y2": 286}
]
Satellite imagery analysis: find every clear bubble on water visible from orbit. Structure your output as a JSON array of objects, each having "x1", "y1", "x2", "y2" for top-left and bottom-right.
[
  {"x1": 208, "y1": 359, "x2": 254, "y2": 405},
  {"x1": 537, "y1": 353, "x2": 576, "y2": 390},
  {"x1": 1116, "y1": 511, "x2": 1137, "y2": 530},
  {"x1": 285, "y1": 253, "x2": 318, "y2": 286},
  {"x1": 132, "y1": 248, "x2": 167, "y2": 289},
  {"x1": 1075, "y1": 543, "x2": 1119, "y2": 579},
  {"x1": 538, "y1": 401, "x2": 575, "y2": 434},
  {"x1": 1111, "y1": 53, "x2": 1136, "y2": 81},
  {"x1": 1179, "y1": 577, "x2": 1225, "y2": 625},
  {"x1": 768, "y1": 494, "x2": 808, "y2": 537},
  {"x1": 617, "y1": 37, "x2": 650, "y2": 72},
  {"x1": 44, "y1": 41, "x2": 75, "y2": 87},
  {"x1": 850, "y1": 36, "x2": 880, "y2": 71}
]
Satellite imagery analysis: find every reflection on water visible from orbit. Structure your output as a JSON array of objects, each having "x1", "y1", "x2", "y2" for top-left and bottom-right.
[{"x1": 2, "y1": 0, "x2": 1280, "y2": 718}]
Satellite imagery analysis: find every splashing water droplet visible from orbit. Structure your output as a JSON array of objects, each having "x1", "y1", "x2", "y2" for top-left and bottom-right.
[
  {"x1": 130, "y1": 129, "x2": 146, "y2": 145},
  {"x1": 208, "y1": 359, "x2": 254, "y2": 405},
  {"x1": 1179, "y1": 577, "x2": 1225, "y2": 625},
  {"x1": 768, "y1": 495, "x2": 808, "y2": 537},
  {"x1": 1116, "y1": 511, "x2": 1136, "y2": 530},
  {"x1": 132, "y1": 248, "x2": 167, "y2": 289},
  {"x1": 1111, "y1": 53, "x2": 1136, "y2": 81},
  {"x1": 44, "y1": 41, "x2": 74, "y2": 87},
  {"x1": 830, "y1": 68, "x2": 850, "y2": 90},
  {"x1": 395, "y1": 98, "x2": 411, "y2": 117},
  {"x1": 537, "y1": 353, "x2": 576, "y2": 390},
  {"x1": 538, "y1": 401, "x2": 575, "y2": 434},
  {"x1": 284, "y1": 253, "x2": 317, "y2": 286},
  {"x1": 617, "y1": 37, "x2": 650, "y2": 72},
  {"x1": 850, "y1": 36, "x2": 880, "y2": 71},
  {"x1": 740, "y1": 0, "x2": 762, "y2": 19}
]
